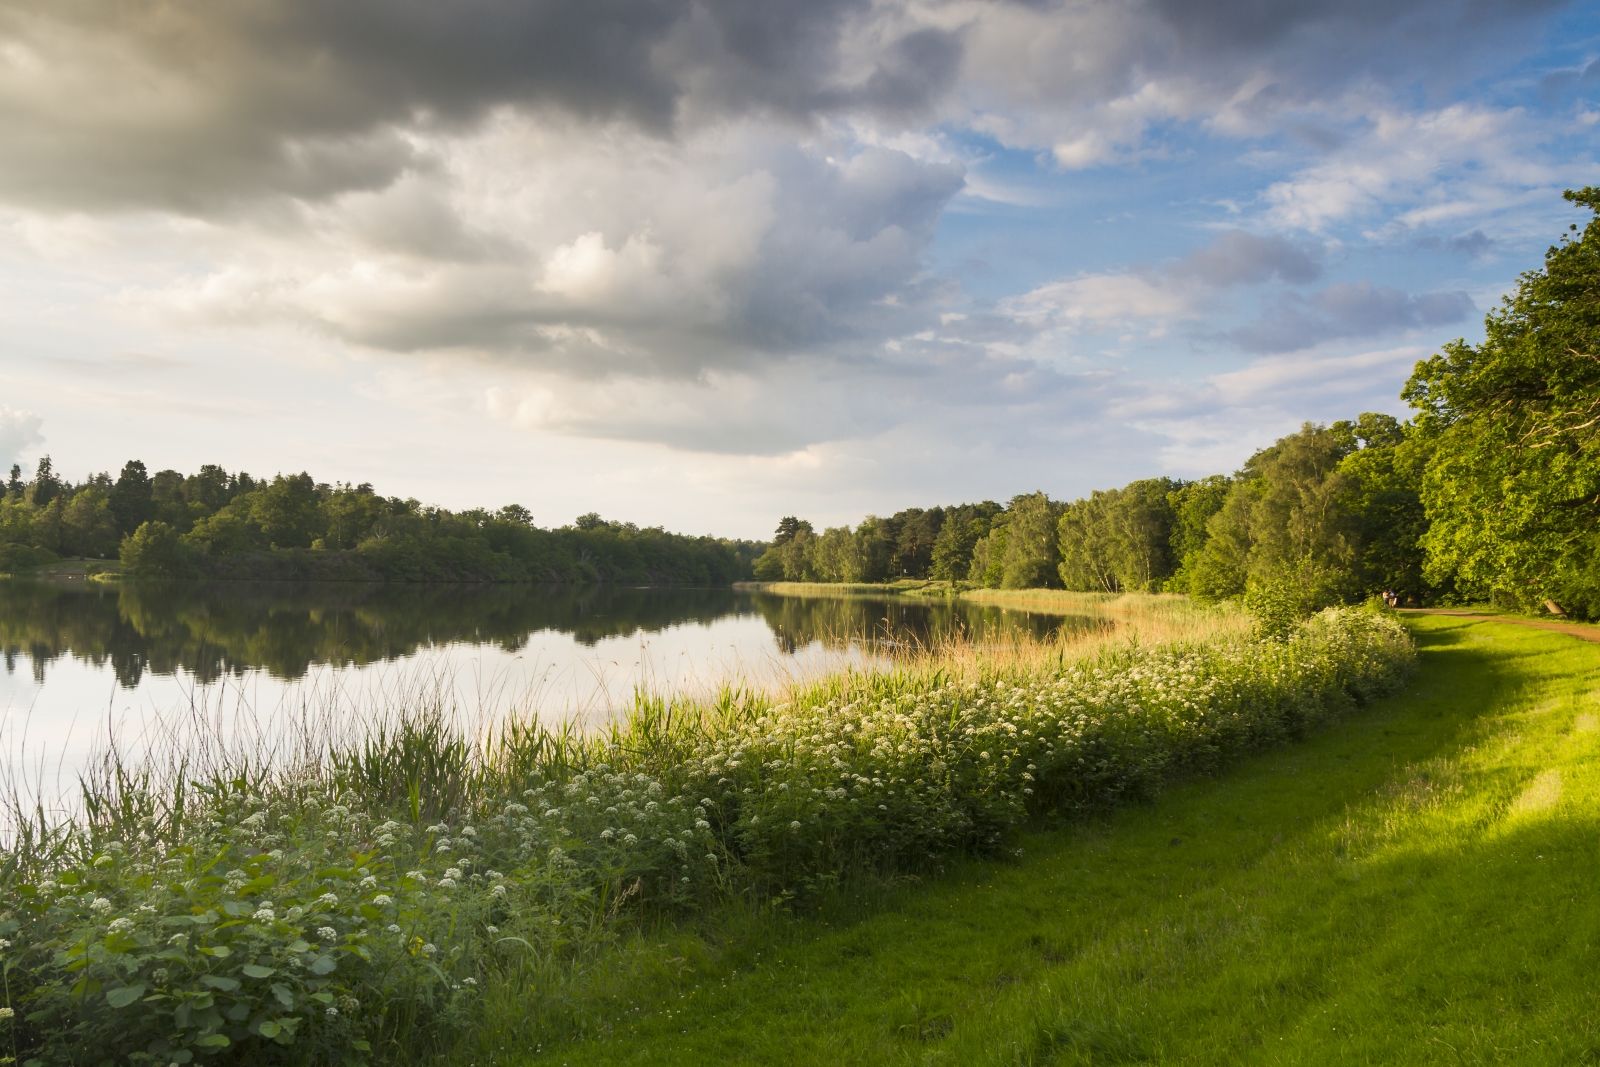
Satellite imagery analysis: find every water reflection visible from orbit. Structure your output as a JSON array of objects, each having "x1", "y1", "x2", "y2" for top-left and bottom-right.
[{"x1": 0, "y1": 580, "x2": 1084, "y2": 688}]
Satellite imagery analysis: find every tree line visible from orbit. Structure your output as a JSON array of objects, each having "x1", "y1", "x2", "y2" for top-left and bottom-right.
[
  {"x1": 754, "y1": 188, "x2": 1600, "y2": 620},
  {"x1": 0, "y1": 462, "x2": 762, "y2": 584}
]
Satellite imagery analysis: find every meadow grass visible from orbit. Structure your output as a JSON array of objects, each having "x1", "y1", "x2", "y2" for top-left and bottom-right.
[
  {"x1": 0, "y1": 602, "x2": 1410, "y2": 1065},
  {"x1": 452, "y1": 613, "x2": 1599, "y2": 1066}
]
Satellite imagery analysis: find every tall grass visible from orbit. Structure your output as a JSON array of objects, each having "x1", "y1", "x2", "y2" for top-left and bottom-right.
[{"x1": 0, "y1": 603, "x2": 1409, "y2": 1065}]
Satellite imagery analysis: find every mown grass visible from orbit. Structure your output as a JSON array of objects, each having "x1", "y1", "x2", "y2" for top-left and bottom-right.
[{"x1": 454, "y1": 614, "x2": 1600, "y2": 1066}]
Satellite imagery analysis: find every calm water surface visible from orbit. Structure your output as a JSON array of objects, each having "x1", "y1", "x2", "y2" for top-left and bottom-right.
[{"x1": 1, "y1": 580, "x2": 1090, "y2": 793}]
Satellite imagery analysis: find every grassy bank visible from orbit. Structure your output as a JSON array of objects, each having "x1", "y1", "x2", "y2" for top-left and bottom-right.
[
  {"x1": 466, "y1": 614, "x2": 1600, "y2": 1065},
  {"x1": 0, "y1": 604, "x2": 1407, "y2": 1065}
]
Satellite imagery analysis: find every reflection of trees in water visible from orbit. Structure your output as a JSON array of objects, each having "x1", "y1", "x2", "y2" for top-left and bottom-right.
[
  {"x1": 0, "y1": 582, "x2": 1098, "y2": 689},
  {"x1": 0, "y1": 581, "x2": 745, "y2": 685},
  {"x1": 743, "y1": 593, "x2": 1088, "y2": 655}
]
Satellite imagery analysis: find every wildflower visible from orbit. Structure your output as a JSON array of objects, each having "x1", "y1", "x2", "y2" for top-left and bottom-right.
[
  {"x1": 485, "y1": 925, "x2": 499, "y2": 935},
  {"x1": 359, "y1": 876, "x2": 378, "y2": 890},
  {"x1": 107, "y1": 917, "x2": 134, "y2": 935},
  {"x1": 253, "y1": 907, "x2": 276, "y2": 922},
  {"x1": 490, "y1": 884, "x2": 507, "y2": 898},
  {"x1": 373, "y1": 894, "x2": 394, "y2": 906},
  {"x1": 93, "y1": 854, "x2": 114, "y2": 868},
  {"x1": 285, "y1": 906, "x2": 304, "y2": 922},
  {"x1": 151, "y1": 968, "x2": 169, "y2": 984},
  {"x1": 444, "y1": 867, "x2": 463, "y2": 880},
  {"x1": 0, "y1": 1006, "x2": 13, "y2": 1022},
  {"x1": 89, "y1": 897, "x2": 113, "y2": 914},
  {"x1": 405, "y1": 870, "x2": 426, "y2": 881},
  {"x1": 326, "y1": 1006, "x2": 339, "y2": 1019},
  {"x1": 420, "y1": 943, "x2": 438, "y2": 957},
  {"x1": 438, "y1": 877, "x2": 458, "y2": 889},
  {"x1": 462, "y1": 977, "x2": 477, "y2": 986},
  {"x1": 0, "y1": 938, "x2": 11, "y2": 951},
  {"x1": 317, "y1": 893, "x2": 338, "y2": 907},
  {"x1": 317, "y1": 926, "x2": 338, "y2": 941},
  {"x1": 387, "y1": 924, "x2": 402, "y2": 934}
]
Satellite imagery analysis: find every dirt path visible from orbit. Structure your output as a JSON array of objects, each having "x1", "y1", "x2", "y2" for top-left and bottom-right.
[{"x1": 1400, "y1": 608, "x2": 1600, "y2": 644}]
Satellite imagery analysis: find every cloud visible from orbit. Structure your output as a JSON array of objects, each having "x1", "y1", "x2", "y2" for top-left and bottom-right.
[
  {"x1": 1001, "y1": 228, "x2": 1323, "y2": 340},
  {"x1": 1415, "y1": 228, "x2": 1496, "y2": 260},
  {"x1": 132, "y1": 124, "x2": 965, "y2": 380},
  {"x1": 1262, "y1": 104, "x2": 1570, "y2": 232},
  {"x1": 950, "y1": 0, "x2": 1555, "y2": 167},
  {"x1": 0, "y1": 0, "x2": 961, "y2": 215},
  {"x1": 1228, "y1": 282, "x2": 1474, "y2": 354},
  {"x1": 1168, "y1": 230, "x2": 1321, "y2": 286},
  {"x1": 0, "y1": 0, "x2": 1564, "y2": 218},
  {"x1": 0, "y1": 407, "x2": 44, "y2": 463},
  {"x1": 1122, "y1": 343, "x2": 1430, "y2": 475}
]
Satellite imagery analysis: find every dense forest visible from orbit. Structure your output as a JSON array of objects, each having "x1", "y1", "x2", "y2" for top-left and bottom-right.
[
  {"x1": 0, "y1": 463, "x2": 762, "y2": 584},
  {"x1": 754, "y1": 189, "x2": 1600, "y2": 620}
]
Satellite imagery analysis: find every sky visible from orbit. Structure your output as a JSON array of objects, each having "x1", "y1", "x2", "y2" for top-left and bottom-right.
[{"x1": 1, "y1": 1, "x2": 1598, "y2": 540}]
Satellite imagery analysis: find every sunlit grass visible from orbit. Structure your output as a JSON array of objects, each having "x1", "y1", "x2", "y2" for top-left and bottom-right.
[{"x1": 470, "y1": 614, "x2": 1600, "y2": 1066}]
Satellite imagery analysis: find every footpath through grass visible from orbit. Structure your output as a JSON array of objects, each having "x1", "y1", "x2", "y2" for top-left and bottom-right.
[{"x1": 466, "y1": 614, "x2": 1600, "y2": 1065}]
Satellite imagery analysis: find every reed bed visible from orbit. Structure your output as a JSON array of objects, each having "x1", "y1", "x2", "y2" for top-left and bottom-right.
[{"x1": 0, "y1": 605, "x2": 1411, "y2": 1066}]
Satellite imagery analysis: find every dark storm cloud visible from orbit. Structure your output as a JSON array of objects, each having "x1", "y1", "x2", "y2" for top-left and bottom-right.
[
  {"x1": 1228, "y1": 282, "x2": 1474, "y2": 354},
  {"x1": 0, "y1": 0, "x2": 962, "y2": 214},
  {"x1": 0, "y1": 0, "x2": 1566, "y2": 216}
]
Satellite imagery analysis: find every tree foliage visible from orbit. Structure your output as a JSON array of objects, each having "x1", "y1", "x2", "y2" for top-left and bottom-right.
[{"x1": 1404, "y1": 188, "x2": 1600, "y2": 616}]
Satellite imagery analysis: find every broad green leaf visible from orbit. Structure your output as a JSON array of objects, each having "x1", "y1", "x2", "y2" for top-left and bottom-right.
[
  {"x1": 106, "y1": 983, "x2": 146, "y2": 1008},
  {"x1": 241, "y1": 963, "x2": 275, "y2": 978}
]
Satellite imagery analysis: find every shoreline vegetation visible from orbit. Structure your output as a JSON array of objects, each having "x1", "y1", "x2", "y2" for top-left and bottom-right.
[
  {"x1": 0, "y1": 601, "x2": 1411, "y2": 1065},
  {"x1": 495, "y1": 614, "x2": 1600, "y2": 1065}
]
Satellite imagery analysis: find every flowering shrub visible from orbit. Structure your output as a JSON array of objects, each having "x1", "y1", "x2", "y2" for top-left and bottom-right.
[{"x1": 0, "y1": 607, "x2": 1411, "y2": 1065}]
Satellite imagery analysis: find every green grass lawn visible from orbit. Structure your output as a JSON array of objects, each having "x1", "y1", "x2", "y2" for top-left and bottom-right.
[{"x1": 455, "y1": 615, "x2": 1600, "y2": 1065}]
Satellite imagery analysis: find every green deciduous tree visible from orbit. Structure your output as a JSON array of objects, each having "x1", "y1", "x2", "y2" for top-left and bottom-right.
[
  {"x1": 997, "y1": 492, "x2": 1061, "y2": 589},
  {"x1": 1404, "y1": 188, "x2": 1600, "y2": 618},
  {"x1": 119, "y1": 520, "x2": 195, "y2": 577}
]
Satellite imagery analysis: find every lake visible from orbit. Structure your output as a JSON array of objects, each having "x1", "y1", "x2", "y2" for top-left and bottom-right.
[{"x1": 0, "y1": 580, "x2": 1090, "y2": 797}]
